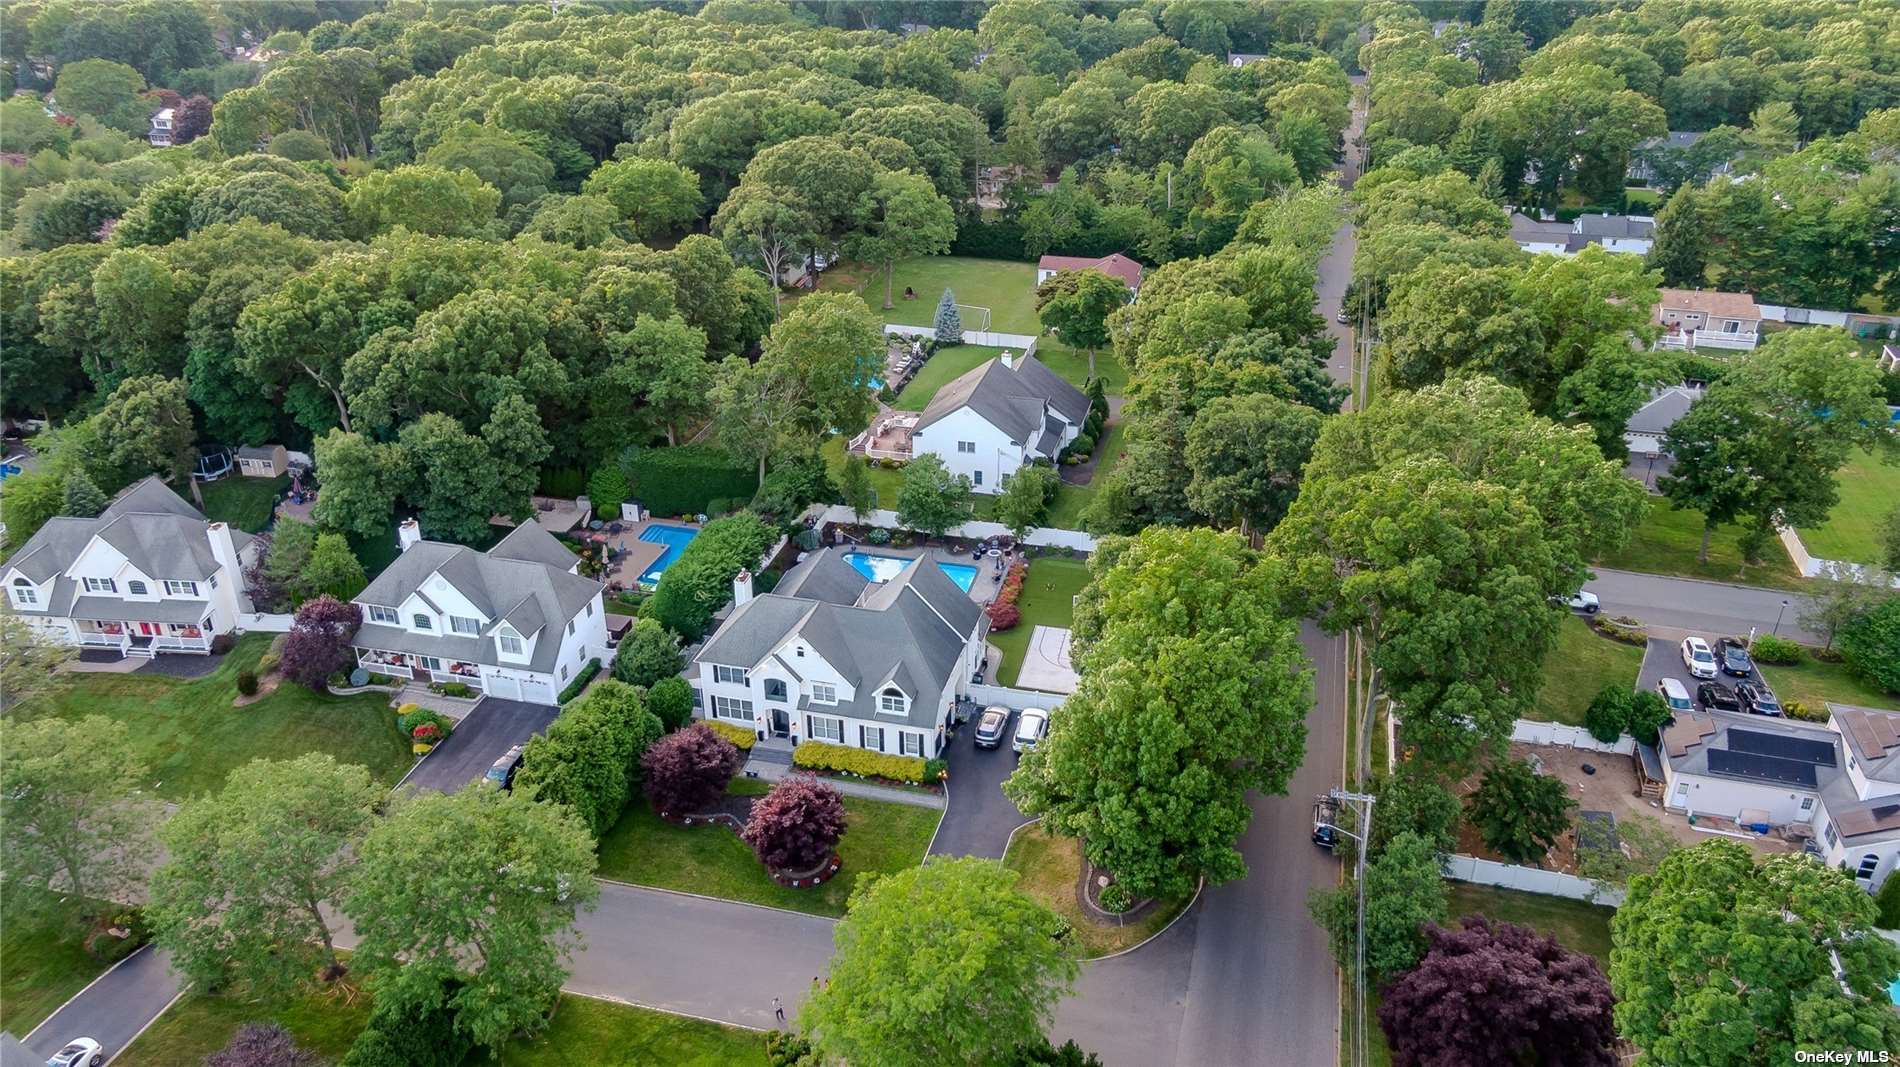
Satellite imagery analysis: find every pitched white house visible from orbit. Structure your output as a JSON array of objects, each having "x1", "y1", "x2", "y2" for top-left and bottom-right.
[
  {"x1": 691, "y1": 548, "x2": 986, "y2": 759},
  {"x1": 1657, "y1": 704, "x2": 1900, "y2": 891},
  {"x1": 349, "y1": 520, "x2": 606, "y2": 705},
  {"x1": 1034, "y1": 252, "x2": 1144, "y2": 295},
  {"x1": 3, "y1": 476, "x2": 257, "y2": 657},
  {"x1": 909, "y1": 353, "x2": 1091, "y2": 494}
]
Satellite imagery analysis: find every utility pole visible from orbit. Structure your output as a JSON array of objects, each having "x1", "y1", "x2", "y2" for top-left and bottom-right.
[{"x1": 1323, "y1": 789, "x2": 1377, "y2": 1067}]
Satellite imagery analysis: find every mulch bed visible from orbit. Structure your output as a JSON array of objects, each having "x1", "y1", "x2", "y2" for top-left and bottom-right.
[
  {"x1": 1076, "y1": 851, "x2": 1161, "y2": 926},
  {"x1": 658, "y1": 795, "x2": 843, "y2": 889}
]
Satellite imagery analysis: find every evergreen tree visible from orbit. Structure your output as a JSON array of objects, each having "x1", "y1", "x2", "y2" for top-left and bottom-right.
[
  {"x1": 934, "y1": 288, "x2": 963, "y2": 345},
  {"x1": 61, "y1": 469, "x2": 108, "y2": 518},
  {"x1": 305, "y1": 533, "x2": 368, "y2": 602},
  {"x1": 1646, "y1": 185, "x2": 1707, "y2": 288}
]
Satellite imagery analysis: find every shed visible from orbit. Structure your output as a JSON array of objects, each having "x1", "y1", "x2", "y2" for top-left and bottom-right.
[{"x1": 236, "y1": 444, "x2": 288, "y2": 478}]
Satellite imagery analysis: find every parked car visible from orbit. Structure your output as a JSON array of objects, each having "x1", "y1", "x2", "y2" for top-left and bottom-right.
[
  {"x1": 973, "y1": 706, "x2": 1011, "y2": 749},
  {"x1": 1696, "y1": 681, "x2": 1741, "y2": 714},
  {"x1": 1680, "y1": 637, "x2": 1719, "y2": 680},
  {"x1": 47, "y1": 1039, "x2": 104, "y2": 1067},
  {"x1": 1736, "y1": 681, "x2": 1783, "y2": 717},
  {"x1": 1715, "y1": 637, "x2": 1754, "y2": 678},
  {"x1": 1335, "y1": 308, "x2": 1351, "y2": 324},
  {"x1": 484, "y1": 745, "x2": 524, "y2": 790},
  {"x1": 1558, "y1": 590, "x2": 1600, "y2": 614},
  {"x1": 1656, "y1": 677, "x2": 1694, "y2": 716},
  {"x1": 1013, "y1": 708, "x2": 1049, "y2": 754}
]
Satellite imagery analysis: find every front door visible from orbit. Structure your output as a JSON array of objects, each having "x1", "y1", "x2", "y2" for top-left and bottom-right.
[
  {"x1": 137, "y1": 622, "x2": 161, "y2": 636},
  {"x1": 770, "y1": 709, "x2": 791, "y2": 738}
]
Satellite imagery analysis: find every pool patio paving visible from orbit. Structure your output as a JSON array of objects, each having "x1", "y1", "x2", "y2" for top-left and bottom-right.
[{"x1": 817, "y1": 538, "x2": 1011, "y2": 607}]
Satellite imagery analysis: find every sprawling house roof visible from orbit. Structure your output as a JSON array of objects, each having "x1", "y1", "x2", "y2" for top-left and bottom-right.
[{"x1": 915, "y1": 354, "x2": 1090, "y2": 458}]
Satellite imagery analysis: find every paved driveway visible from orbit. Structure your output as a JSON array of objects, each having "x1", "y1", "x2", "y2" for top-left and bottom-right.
[
  {"x1": 23, "y1": 944, "x2": 182, "y2": 1064},
  {"x1": 1638, "y1": 636, "x2": 1771, "y2": 708},
  {"x1": 401, "y1": 696, "x2": 559, "y2": 793},
  {"x1": 930, "y1": 710, "x2": 1033, "y2": 859}
]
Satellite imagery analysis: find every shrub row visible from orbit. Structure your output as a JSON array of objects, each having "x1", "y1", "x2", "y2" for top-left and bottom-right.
[
  {"x1": 516, "y1": 680, "x2": 664, "y2": 839},
  {"x1": 1592, "y1": 615, "x2": 1647, "y2": 644},
  {"x1": 986, "y1": 560, "x2": 1029, "y2": 631},
  {"x1": 1747, "y1": 633, "x2": 1804, "y2": 665},
  {"x1": 647, "y1": 511, "x2": 777, "y2": 641},
  {"x1": 704, "y1": 718, "x2": 758, "y2": 751},
  {"x1": 556, "y1": 657, "x2": 602, "y2": 704},
  {"x1": 628, "y1": 444, "x2": 759, "y2": 519},
  {"x1": 793, "y1": 739, "x2": 933, "y2": 785}
]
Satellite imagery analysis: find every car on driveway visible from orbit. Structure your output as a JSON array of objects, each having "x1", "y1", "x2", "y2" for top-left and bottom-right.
[
  {"x1": 1736, "y1": 681, "x2": 1783, "y2": 717},
  {"x1": 1680, "y1": 637, "x2": 1719, "y2": 680},
  {"x1": 484, "y1": 744, "x2": 524, "y2": 790},
  {"x1": 1715, "y1": 637, "x2": 1753, "y2": 678},
  {"x1": 48, "y1": 1039, "x2": 104, "y2": 1067},
  {"x1": 1657, "y1": 677, "x2": 1694, "y2": 716},
  {"x1": 973, "y1": 706, "x2": 1011, "y2": 749},
  {"x1": 1013, "y1": 708, "x2": 1048, "y2": 754},
  {"x1": 1560, "y1": 590, "x2": 1600, "y2": 614},
  {"x1": 1697, "y1": 681, "x2": 1741, "y2": 714}
]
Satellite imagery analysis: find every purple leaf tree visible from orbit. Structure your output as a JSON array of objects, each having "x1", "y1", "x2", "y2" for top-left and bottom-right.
[
  {"x1": 279, "y1": 596, "x2": 363, "y2": 691},
  {"x1": 640, "y1": 723, "x2": 742, "y2": 816},
  {"x1": 204, "y1": 1022, "x2": 326, "y2": 1067},
  {"x1": 1377, "y1": 916, "x2": 1617, "y2": 1067},
  {"x1": 741, "y1": 774, "x2": 847, "y2": 873}
]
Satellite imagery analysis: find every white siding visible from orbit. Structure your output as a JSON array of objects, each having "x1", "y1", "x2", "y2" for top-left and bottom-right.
[
  {"x1": 910, "y1": 407, "x2": 1024, "y2": 495},
  {"x1": 1662, "y1": 767, "x2": 1817, "y2": 826}
]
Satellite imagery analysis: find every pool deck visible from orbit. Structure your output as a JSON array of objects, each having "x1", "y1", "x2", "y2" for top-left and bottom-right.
[
  {"x1": 826, "y1": 541, "x2": 1011, "y2": 607},
  {"x1": 593, "y1": 517, "x2": 702, "y2": 593}
]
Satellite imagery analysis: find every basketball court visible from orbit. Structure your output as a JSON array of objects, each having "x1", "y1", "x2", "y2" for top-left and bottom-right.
[{"x1": 1015, "y1": 624, "x2": 1079, "y2": 695}]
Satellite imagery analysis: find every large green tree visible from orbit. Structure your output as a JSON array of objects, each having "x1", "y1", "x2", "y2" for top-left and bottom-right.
[
  {"x1": 580, "y1": 158, "x2": 702, "y2": 243},
  {"x1": 1611, "y1": 843, "x2": 1900, "y2": 1065},
  {"x1": 801, "y1": 858, "x2": 1078, "y2": 1067},
  {"x1": 1006, "y1": 527, "x2": 1311, "y2": 899},
  {"x1": 894, "y1": 453, "x2": 971, "y2": 539},
  {"x1": 1035, "y1": 268, "x2": 1126, "y2": 381},
  {"x1": 91, "y1": 375, "x2": 201, "y2": 506},
  {"x1": 1309, "y1": 830, "x2": 1448, "y2": 983},
  {"x1": 845, "y1": 170, "x2": 955, "y2": 310},
  {"x1": 310, "y1": 429, "x2": 404, "y2": 542},
  {"x1": 1183, "y1": 392, "x2": 1322, "y2": 536},
  {"x1": 0, "y1": 716, "x2": 159, "y2": 914},
  {"x1": 345, "y1": 164, "x2": 502, "y2": 238},
  {"x1": 343, "y1": 787, "x2": 600, "y2": 1051},
  {"x1": 149, "y1": 754, "x2": 381, "y2": 999}
]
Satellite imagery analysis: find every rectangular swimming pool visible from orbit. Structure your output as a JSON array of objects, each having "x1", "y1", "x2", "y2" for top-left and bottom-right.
[
  {"x1": 841, "y1": 551, "x2": 979, "y2": 593},
  {"x1": 637, "y1": 524, "x2": 699, "y2": 586}
]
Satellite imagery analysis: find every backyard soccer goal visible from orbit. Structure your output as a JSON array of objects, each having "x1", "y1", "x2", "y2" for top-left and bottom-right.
[{"x1": 956, "y1": 304, "x2": 992, "y2": 333}]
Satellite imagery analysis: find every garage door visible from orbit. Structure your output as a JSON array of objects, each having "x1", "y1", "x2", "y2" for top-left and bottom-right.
[
  {"x1": 487, "y1": 676, "x2": 521, "y2": 701},
  {"x1": 519, "y1": 678, "x2": 556, "y2": 705}
]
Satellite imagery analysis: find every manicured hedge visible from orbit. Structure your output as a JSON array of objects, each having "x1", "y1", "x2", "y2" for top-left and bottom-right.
[
  {"x1": 556, "y1": 656, "x2": 602, "y2": 704},
  {"x1": 646, "y1": 511, "x2": 776, "y2": 641},
  {"x1": 793, "y1": 739, "x2": 932, "y2": 785},
  {"x1": 515, "y1": 680, "x2": 664, "y2": 839},
  {"x1": 628, "y1": 445, "x2": 759, "y2": 519},
  {"x1": 704, "y1": 718, "x2": 757, "y2": 751}
]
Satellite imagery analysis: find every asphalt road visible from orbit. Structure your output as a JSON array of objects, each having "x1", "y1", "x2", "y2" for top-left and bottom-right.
[
  {"x1": 401, "y1": 696, "x2": 559, "y2": 793},
  {"x1": 1586, "y1": 567, "x2": 1818, "y2": 645},
  {"x1": 23, "y1": 944, "x2": 183, "y2": 1064}
]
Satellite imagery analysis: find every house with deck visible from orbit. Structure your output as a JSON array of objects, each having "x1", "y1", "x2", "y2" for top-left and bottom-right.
[
  {"x1": 691, "y1": 548, "x2": 986, "y2": 759},
  {"x1": 349, "y1": 519, "x2": 606, "y2": 705},
  {"x1": 1654, "y1": 288, "x2": 1762, "y2": 351},
  {"x1": 3, "y1": 476, "x2": 257, "y2": 657},
  {"x1": 906, "y1": 352, "x2": 1091, "y2": 494}
]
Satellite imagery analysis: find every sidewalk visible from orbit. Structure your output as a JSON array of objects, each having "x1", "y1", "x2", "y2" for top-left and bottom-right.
[{"x1": 743, "y1": 756, "x2": 945, "y2": 810}]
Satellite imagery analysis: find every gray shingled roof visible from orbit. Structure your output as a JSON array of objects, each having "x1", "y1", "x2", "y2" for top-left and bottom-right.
[
  {"x1": 772, "y1": 550, "x2": 868, "y2": 605},
  {"x1": 3, "y1": 477, "x2": 222, "y2": 610},
  {"x1": 351, "y1": 525, "x2": 600, "y2": 675},
  {"x1": 1573, "y1": 214, "x2": 1655, "y2": 241},
  {"x1": 1625, "y1": 388, "x2": 1699, "y2": 437},
  {"x1": 692, "y1": 549, "x2": 980, "y2": 730},
  {"x1": 914, "y1": 355, "x2": 1090, "y2": 441}
]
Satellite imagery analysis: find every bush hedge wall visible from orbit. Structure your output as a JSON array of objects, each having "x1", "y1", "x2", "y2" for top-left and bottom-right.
[
  {"x1": 628, "y1": 445, "x2": 759, "y2": 519},
  {"x1": 646, "y1": 511, "x2": 776, "y2": 641}
]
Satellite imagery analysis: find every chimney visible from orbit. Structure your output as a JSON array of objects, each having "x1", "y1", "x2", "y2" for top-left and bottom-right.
[
  {"x1": 1000, "y1": 350, "x2": 1014, "y2": 369},
  {"x1": 205, "y1": 521, "x2": 243, "y2": 585},
  {"x1": 734, "y1": 569, "x2": 754, "y2": 607},
  {"x1": 398, "y1": 518, "x2": 421, "y2": 552}
]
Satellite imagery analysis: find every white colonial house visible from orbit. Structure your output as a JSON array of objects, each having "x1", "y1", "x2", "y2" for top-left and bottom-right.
[
  {"x1": 4, "y1": 476, "x2": 258, "y2": 657},
  {"x1": 909, "y1": 352, "x2": 1091, "y2": 494},
  {"x1": 1657, "y1": 703, "x2": 1900, "y2": 891},
  {"x1": 349, "y1": 520, "x2": 606, "y2": 705},
  {"x1": 691, "y1": 548, "x2": 986, "y2": 760}
]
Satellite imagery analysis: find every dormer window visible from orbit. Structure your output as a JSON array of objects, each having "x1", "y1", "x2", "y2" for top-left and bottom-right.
[
  {"x1": 450, "y1": 616, "x2": 481, "y2": 635},
  {"x1": 879, "y1": 689, "x2": 906, "y2": 714},
  {"x1": 83, "y1": 577, "x2": 116, "y2": 593},
  {"x1": 128, "y1": 580, "x2": 148, "y2": 595},
  {"x1": 367, "y1": 606, "x2": 399, "y2": 625},
  {"x1": 10, "y1": 579, "x2": 37, "y2": 606},
  {"x1": 499, "y1": 634, "x2": 524, "y2": 656},
  {"x1": 163, "y1": 580, "x2": 197, "y2": 596},
  {"x1": 413, "y1": 614, "x2": 432, "y2": 630}
]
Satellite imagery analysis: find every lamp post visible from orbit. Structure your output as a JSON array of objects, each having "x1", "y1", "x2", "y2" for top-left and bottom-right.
[
  {"x1": 1774, "y1": 598, "x2": 1789, "y2": 636},
  {"x1": 1322, "y1": 789, "x2": 1377, "y2": 1067}
]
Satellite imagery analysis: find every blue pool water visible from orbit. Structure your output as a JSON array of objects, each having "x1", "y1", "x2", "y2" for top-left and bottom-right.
[
  {"x1": 637, "y1": 524, "x2": 699, "y2": 585},
  {"x1": 1890, "y1": 976, "x2": 1899, "y2": 1005},
  {"x1": 841, "y1": 551, "x2": 979, "y2": 593}
]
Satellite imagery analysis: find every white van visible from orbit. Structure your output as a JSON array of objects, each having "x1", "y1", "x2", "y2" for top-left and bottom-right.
[
  {"x1": 1656, "y1": 677, "x2": 1693, "y2": 715},
  {"x1": 1013, "y1": 708, "x2": 1048, "y2": 754}
]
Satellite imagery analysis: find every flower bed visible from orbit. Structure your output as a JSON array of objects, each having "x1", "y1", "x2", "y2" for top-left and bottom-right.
[
  {"x1": 986, "y1": 560, "x2": 1029, "y2": 630},
  {"x1": 702, "y1": 719, "x2": 758, "y2": 750}
]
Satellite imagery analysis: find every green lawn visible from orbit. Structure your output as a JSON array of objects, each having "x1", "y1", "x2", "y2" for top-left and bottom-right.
[
  {"x1": 0, "y1": 896, "x2": 137, "y2": 1034},
  {"x1": 1531, "y1": 616, "x2": 1645, "y2": 726},
  {"x1": 119, "y1": 989, "x2": 763, "y2": 1067},
  {"x1": 1002, "y1": 825, "x2": 1187, "y2": 959},
  {"x1": 834, "y1": 256, "x2": 1044, "y2": 334},
  {"x1": 1761, "y1": 653, "x2": 1900, "y2": 712},
  {"x1": 350, "y1": 520, "x2": 404, "y2": 581},
  {"x1": 595, "y1": 778, "x2": 941, "y2": 917},
  {"x1": 1044, "y1": 419, "x2": 1125, "y2": 531},
  {"x1": 1445, "y1": 883, "x2": 1616, "y2": 963},
  {"x1": 1594, "y1": 499, "x2": 1806, "y2": 591},
  {"x1": 1624, "y1": 187, "x2": 1662, "y2": 210},
  {"x1": 1034, "y1": 338, "x2": 1128, "y2": 394},
  {"x1": 989, "y1": 557, "x2": 1091, "y2": 689},
  {"x1": 199, "y1": 475, "x2": 287, "y2": 533},
  {"x1": 892, "y1": 344, "x2": 1009, "y2": 411},
  {"x1": 13, "y1": 634, "x2": 414, "y2": 799},
  {"x1": 1797, "y1": 448, "x2": 1900, "y2": 564}
]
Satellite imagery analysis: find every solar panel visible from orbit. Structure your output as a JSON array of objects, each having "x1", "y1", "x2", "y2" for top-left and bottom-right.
[
  {"x1": 1708, "y1": 748, "x2": 1818, "y2": 787},
  {"x1": 1727, "y1": 729, "x2": 1836, "y2": 767}
]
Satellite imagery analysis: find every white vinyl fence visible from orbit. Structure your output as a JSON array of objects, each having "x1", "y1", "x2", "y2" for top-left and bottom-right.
[
  {"x1": 1511, "y1": 719, "x2": 1635, "y2": 755},
  {"x1": 883, "y1": 323, "x2": 1041, "y2": 352},
  {"x1": 1779, "y1": 527, "x2": 1900, "y2": 586},
  {"x1": 967, "y1": 683, "x2": 1068, "y2": 712},
  {"x1": 1443, "y1": 854, "x2": 1623, "y2": 906},
  {"x1": 810, "y1": 505, "x2": 1097, "y2": 552},
  {"x1": 238, "y1": 612, "x2": 294, "y2": 633}
]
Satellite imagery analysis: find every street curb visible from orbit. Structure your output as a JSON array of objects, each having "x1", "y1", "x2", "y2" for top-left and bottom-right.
[
  {"x1": 1590, "y1": 565, "x2": 1809, "y2": 598},
  {"x1": 920, "y1": 774, "x2": 952, "y2": 856},
  {"x1": 560, "y1": 988, "x2": 772, "y2": 1034},
  {"x1": 593, "y1": 877, "x2": 839, "y2": 924},
  {"x1": 103, "y1": 986, "x2": 187, "y2": 1066},
  {"x1": 22, "y1": 942, "x2": 157, "y2": 1044},
  {"x1": 998, "y1": 818, "x2": 1203, "y2": 964}
]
